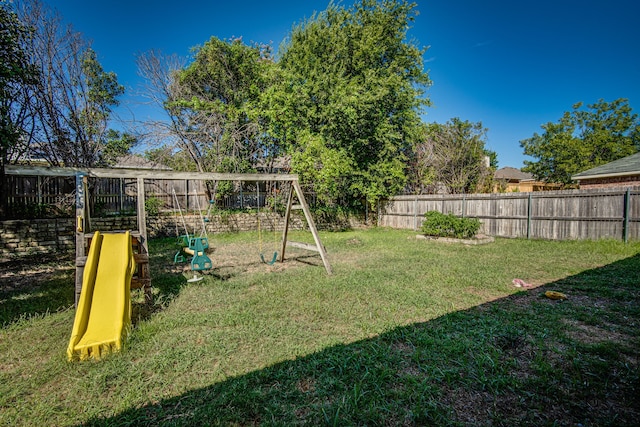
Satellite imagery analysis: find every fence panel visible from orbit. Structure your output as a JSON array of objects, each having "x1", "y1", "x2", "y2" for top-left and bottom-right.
[
  {"x1": 7, "y1": 175, "x2": 298, "y2": 217},
  {"x1": 380, "y1": 187, "x2": 640, "y2": 241}
]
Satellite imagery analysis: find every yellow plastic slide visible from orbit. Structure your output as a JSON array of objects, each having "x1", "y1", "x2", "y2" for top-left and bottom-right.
[{"x1": 67, "y1": 231, "x2": 135, "y2": 361}]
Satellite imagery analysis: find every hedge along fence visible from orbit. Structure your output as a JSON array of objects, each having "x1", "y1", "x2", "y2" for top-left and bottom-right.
[
  {"x1": 379, "y1": 187, "x2": 640, "y2": 242},
  {"x1": 0, "y1": 212, "x2": 306, "y2": 260}
]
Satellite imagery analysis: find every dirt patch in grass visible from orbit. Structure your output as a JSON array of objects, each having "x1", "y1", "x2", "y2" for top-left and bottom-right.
[
  {"x1": 441, "y1": 387, "x2": 522, "y2": 426},
  {"x1": 168, "y1": 239, "x2": 325, "y2": 280},
  {"x1": 562, "y1": 318, "x2": 631, "y2": 345},
  {"x1": 0, "y1": 253, "x2": 74, "y2": 293}
]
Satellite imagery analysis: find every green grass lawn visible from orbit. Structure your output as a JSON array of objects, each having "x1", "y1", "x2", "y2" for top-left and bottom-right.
[{"x1": 1, "y1": 228, "x2": 639, "y2": 426}]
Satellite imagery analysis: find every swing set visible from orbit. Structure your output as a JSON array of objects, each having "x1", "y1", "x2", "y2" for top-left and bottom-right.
[
  {"x1": 4, "y1": 165, "x2": 332, "y2": 311},
  {"x1": 170, "y1": 173, "x2": 332, "y2": 275}
]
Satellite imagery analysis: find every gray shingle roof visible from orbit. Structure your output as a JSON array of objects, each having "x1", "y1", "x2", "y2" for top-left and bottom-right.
[{"x1": 572, "y1": 152, "x2": 640, "y2": 180}]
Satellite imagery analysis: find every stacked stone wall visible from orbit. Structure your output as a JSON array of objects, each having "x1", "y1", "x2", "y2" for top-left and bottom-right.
[
  {"x1": 0, "y1": 213, "x2": 317, "y2": 259},
  {"x1": 0, "y1": 219, "x2": 75, "y2": 258}
]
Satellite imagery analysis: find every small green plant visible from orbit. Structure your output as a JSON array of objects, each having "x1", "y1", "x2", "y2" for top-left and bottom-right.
[
  {"x1": 144, "y1": 196, "x2": 164, "y2": 216},
  {"x1": 421, "y1": 210, "x2": 481, "y2": 239},
  {"x1": 11, "y1": 202, "x2": 52, "y2": 219}
]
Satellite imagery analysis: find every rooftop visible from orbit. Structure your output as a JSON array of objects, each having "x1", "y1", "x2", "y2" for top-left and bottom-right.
[
  {"x1": 572, "y1": 152, "x2": 640, "y2": 180},
  {"x1": 494, "y1": 167, "x2": 534, "y2": 181}
]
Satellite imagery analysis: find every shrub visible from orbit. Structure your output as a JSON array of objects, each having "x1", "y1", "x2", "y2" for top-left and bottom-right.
[
  {"x1": 145, "y1": 197, "x2": 164, "y2": 216},
  {"x1": 420, "y1": 210, "x2": 480, "y2": 239}
]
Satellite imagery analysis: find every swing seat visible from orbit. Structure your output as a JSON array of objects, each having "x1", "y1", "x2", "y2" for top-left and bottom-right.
[
  {"x1": 191, "y1": 253, "x2": 212, "y2": 271},
  {"x1": 260, "y1": 251, "x2": 278, "y2": 266},
  {"x1": 184, "y1": 237, "x2": 213, "y2": 271},
  {"x1": 189, "y1": 237, "x2": 209, "y2": 251},
  {"x1": 174, "y1": 251, "x2": 187, "y2": 263}
]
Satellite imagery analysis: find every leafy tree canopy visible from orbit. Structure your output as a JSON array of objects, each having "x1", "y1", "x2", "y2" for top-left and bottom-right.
[
  {"x1": 521, "y1": 98, "x2": 640, "y2": 185},
  {"x1": 169, "y1": 37, "x2": 274, "y2": 174},
  {"x1": 267, "y1": 0, "x2": 431, "y2": 206},
  {"x1": 99, "y1": 129, "x2": 136, "y2": 166}
]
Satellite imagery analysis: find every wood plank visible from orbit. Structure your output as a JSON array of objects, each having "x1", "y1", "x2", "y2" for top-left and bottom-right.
[
  {"x1": 287, "y1": 241, "x2": 321, "y2": 252},
  {"x1": 279, "y1": 185, "x2": 294, "y2": 262},
  {"x1": 292, "y1": 180, "x2": 333, "y2": 275},
  {"x1": 5, "y1": 164, "x2": 298, "y2": 181}
]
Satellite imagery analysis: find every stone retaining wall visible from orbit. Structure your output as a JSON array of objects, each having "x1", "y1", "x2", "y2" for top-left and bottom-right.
[
  {"x1": 0, "y1": 218, "x2": 76, "y2": 258},
  {"x1": 0, "y1": 213, "x2": 308, "y2": 259}
]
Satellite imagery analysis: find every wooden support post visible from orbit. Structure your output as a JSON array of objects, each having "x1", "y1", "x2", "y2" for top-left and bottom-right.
[
  {"x1": 623, "y1": 188, "x2": 630, "y2": 244},
  {"x1": 413, "y1": 196, "x2": 418, "y2": 231},
  {"x1": 292, "y1": 180, "x2": 332, "y2": 275},
  {"x1": 74, "y1": 173, "x2": 87, "y2": 307},
  {"x1": 527, "y1": 193, "x2": 533, "y2": 240},
  {"x1": 136, "y1": 177, "x2": 148, "y2": 248},
  {"x1": 279, "y1": 183, "x2": 294, "y2": 262},
  {"x1": 135, "y1": 177, "x2": 152, "y2": 301}
]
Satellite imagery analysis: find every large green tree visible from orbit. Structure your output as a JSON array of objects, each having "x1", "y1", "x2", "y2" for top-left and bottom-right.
[
  {"x1": 266, "y1": 0, "x2": 431, "y2": 206},
  {"x1": 521, "y1": 98, "x2": 640, "y2": 185},
  {"x1": 168, "y1": 37, "x2": 274, "y2": 174}
]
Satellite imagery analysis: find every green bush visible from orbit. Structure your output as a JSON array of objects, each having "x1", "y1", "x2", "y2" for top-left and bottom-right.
[
  {"x1": 420, "y1": 210, "x2": 481, "y2": 239},
  {"x1": 144, "y1": 197, "x2": 164, "y2": 216}
]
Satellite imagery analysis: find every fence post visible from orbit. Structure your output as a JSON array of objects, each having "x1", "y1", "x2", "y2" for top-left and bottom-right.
[
  {"x1": 185, "y1": 180, "x2": 189, "y2": 211},
  {"x1": 37, "y1": 175, "x2": 42, "y2": 205},
  {"x1": 462, "y1": 194, "x2": 466, "y2": 218},
  {"x1": 527, "y1": 193, "x2": 532, "y2": 240},
  {"x1": 414, "y1": 196, "x2": 418, "y2": 231},
  {"x1": 623, "y1": 188, "x2": 630, "y2": 243},
  {"x1": 491, "y1": 194, "x2": 497, "y2": 235},
  {"x1": 119, "y1": 178, "x2": 124, "y2": 213}
]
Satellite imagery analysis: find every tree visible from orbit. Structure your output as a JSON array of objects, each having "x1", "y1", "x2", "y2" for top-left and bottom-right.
[
  {"x1": 521, "y1": 98, "x2": 640, "y2": 185},
  {"x1": 137, "y1": 40, "x2": 274, "y2": 175},
  {"x1": 266, "y1": 0, "x2": 431, "y2": 206},
  {"x1": 14, "y1": 0, "x2": 124, "y2": 167},
  {"x1": 136, "y1": 39, "x2": 274, "y2": 200},
  {"x1": 100, "y1": 129, "x2": 136, "y2": 166},
  {"x1": 411, "y1": 118, "x2": 495, "y2": 194},
  {"x1": 1, "y1": 1, "x2": 38, "y2": 218},
  {"x1": 134, "y1": 49, "x2": 191, "y2": 164},
  {"x1": 171, "y1": 37, "x2": 274, "y2": 174}
]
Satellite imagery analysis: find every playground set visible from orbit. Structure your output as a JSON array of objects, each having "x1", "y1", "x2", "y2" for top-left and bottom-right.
[{"x1": 6, "y1": 165, "x2": 332, "y2": 361}]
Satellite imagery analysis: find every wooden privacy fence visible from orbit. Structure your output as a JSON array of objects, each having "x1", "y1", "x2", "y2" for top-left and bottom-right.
[
  {"x1": 379, "y1": 187, "x2": 640, "y2": 242},
  {"x1": 6, "y1": 176, "x2": 292, "y2": 216}
]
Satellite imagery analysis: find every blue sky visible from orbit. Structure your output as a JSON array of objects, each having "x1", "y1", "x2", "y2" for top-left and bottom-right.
[{"x1": 49, "y1": 0, "x2": 640, "y2": 168}]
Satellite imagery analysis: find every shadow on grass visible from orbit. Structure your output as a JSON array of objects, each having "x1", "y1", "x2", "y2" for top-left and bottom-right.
[
  {"x1": 0, "y1": 238, "x2": 193, "y2": 327},
  {"x1": 83, "y1": 254, "x2": 640, "y2": 426},
  {"x1": 0, "y1": 252, "x2": 75, "y2": 327},
  {"x1": 0, "y1": 239, "x2": 193, "y2": 327},
  {"x1": 0, "y1": 237, "x2": 319, "y2": 327}
]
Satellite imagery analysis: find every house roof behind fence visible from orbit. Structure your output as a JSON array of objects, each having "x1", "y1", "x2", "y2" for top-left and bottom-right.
[
  {"x1": 114, "y1": 155, "x2": 172, "y2": 171},
  {"x1": 572, "y1": 152, "x2": 640, "y2": 180},
  {"x1": 494, "y1": 167, "x2": 534, "y2": 181}
]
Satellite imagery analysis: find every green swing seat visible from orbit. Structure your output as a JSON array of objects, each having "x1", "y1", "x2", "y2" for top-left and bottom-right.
[{"x1": 260, "y1": 251, "x2": 278, "y2": 266}]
